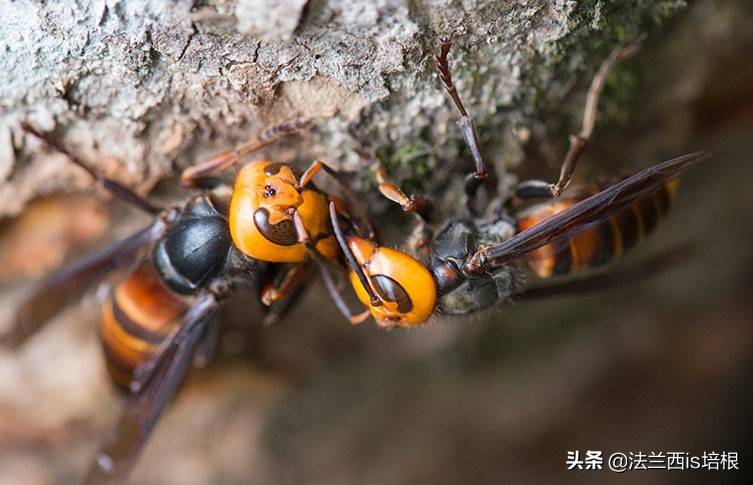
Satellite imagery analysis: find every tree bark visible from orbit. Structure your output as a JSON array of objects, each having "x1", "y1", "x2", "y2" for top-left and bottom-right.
[
  {"x1": 0, "y1": 0, "x2": 684, "y2": 216},
  {"x1": 10, "y1": 1, "x2": 753, "y2": 485}
]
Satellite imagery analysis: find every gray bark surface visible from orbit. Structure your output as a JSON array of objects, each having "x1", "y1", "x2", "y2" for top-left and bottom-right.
[
  {"x1": 19, "y1": 2, "x2": 753, "y2": 485},
  {"x1": 0, "y1": 0, "x2": 683, "y2": 216}
]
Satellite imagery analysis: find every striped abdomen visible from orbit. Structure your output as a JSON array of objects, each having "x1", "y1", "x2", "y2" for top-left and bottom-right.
[
  {"x1": 100, "y1": 261, "x2": 188, "y2": 388},
  {"x1": 517, "y1": 180, "x2": 679, "y2": 279}
]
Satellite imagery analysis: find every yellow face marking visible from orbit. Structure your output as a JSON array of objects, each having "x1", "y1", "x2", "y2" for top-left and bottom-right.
[
  {"x1": 346, "y1": 237, "x2": 436, "y2": 327},
  {"x1": 229, "y1": 161, "x2": 339, "y2": 262}
]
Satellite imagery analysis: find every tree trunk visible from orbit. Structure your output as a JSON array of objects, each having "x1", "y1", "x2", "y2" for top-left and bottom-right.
[
  {"x1": 0, "y1": 0, "x2": 683, "y2": 216},
  {"x1": 19, "y1": 2, "x2": 753, "y2": 485}
]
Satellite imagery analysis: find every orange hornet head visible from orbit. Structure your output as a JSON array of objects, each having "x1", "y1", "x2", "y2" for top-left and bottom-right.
[
  {"x1": 229, "y1": 161, "x2": 305, "y2": 262},
  {"x1": 345, "y1": 235, "x2": 437, "y2": 328}
]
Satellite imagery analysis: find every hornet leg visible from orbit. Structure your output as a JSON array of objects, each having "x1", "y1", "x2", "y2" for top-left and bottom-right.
[
  {"x1": 512, "y1": 40, "x2": 643, "y2": 202},
  {"x1": 435, "y1": 38, "x2": 488, "y2": 213},
  {"x1": 180, "y1": 118, "x2": 307, "y2": 188},
  {"x1": 21, "y1": 123, "x2": 161, "y2": 215}
]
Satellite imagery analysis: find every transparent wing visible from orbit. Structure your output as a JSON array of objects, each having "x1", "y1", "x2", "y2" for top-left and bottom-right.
[
  {"x1": 473, "y1": 152, "x2": 712, "y2": 270},
  {"x1": 84, "y1": 292, "x2": 219, "y2": 484},
  {"x1": 2, "y1": 221, "x2": 167, "y2": 347}
]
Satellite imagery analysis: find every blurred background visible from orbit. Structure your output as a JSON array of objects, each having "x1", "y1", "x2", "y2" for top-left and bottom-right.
[{"x1": 1, "y1": 0, "x2": 752, "y2": 484}]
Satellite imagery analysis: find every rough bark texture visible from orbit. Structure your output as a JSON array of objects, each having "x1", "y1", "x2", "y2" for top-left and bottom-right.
[
  {"x1": 0, "y1": 0, "x2": 683, "y2": 217},
  {"x1": 13, "y1": 2, "x2": 753, "y2": 485}
]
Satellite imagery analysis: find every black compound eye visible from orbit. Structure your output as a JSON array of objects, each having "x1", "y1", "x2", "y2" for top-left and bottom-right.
[
  {"x1": 253, "y1": 208, "x2": 298, "y2": 246},
  {"x1": 371, "y1": 274, "x2": 413, "y2": 313},
  {"x1": 264, "y1": 162, "x2": 284, "y2": 175}
]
